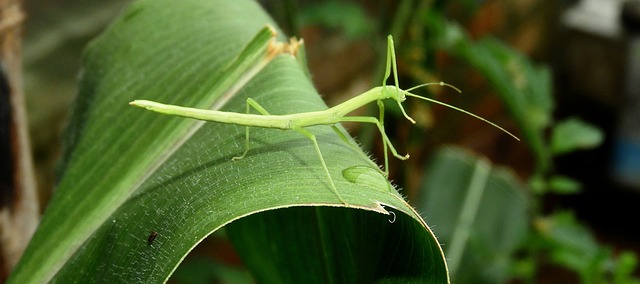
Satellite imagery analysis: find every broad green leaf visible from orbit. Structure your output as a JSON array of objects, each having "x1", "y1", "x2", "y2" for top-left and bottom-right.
[
  {"x1": 9, "y1": 0, "x2": 447, "y2": 283},
  {"x1": 227, "y1": 207, "x2": 447, "y2": 283},
  {"x1": 171, "y1": 256, "x2": 254, "y2": 284},
  {"x1": 551, "y1": 116, "x2": 604, "y2": 155},
  {"x1": 417, "y1": 147, "x2": 530, "y2": 284}
]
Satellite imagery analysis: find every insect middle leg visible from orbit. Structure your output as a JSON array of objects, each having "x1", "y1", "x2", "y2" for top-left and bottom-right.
[{"x1": 233, "y1": 98, "x2": 348, "y2": 205}]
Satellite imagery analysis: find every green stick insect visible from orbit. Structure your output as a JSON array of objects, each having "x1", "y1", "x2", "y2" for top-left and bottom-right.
[{"x1": 130, "y1": 32, "x2": 519, "y2": 206}]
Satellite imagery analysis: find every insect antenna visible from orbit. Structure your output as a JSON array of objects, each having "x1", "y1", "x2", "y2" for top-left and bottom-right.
[
  {"x1": 402, "y1": 87, "x2": 520, "y2": 141},
  {"x1": 405, "y1": 82, "x2": 461, "y2": 93}
]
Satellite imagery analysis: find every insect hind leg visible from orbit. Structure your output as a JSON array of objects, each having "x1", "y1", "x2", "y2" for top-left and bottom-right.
[
  {"x1": 232, "y1": 98, "x2": 271, "y2": 161},
  {"x1": 293, "y1": 126, "x2": 349, "y2": 206}
]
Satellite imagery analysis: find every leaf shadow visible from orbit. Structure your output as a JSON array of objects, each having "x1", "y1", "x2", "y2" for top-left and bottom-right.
[{"x1": 134, "y1": 129, "x2": 355, "y2": 199}]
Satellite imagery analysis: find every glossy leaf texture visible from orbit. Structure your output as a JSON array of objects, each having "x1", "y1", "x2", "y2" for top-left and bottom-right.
[{"x1": 9, "y1": 0, "x2": 448, "y2": 283}]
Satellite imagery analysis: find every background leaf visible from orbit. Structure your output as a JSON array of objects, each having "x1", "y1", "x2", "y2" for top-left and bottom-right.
[
  {"x1": 9, "y1": 0, "x2": 447, "y2": 283},
  {"x1": 551, "y1": 117, "x2": 604, "y2": 155},
  {"x1": 417, "y1": 147, "x2": 530, "y2": 283}
]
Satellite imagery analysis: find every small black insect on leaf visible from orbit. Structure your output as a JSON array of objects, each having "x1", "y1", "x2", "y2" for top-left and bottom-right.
[{"x1": 147, "y1": 231, "x2": 158, "y2": 245}]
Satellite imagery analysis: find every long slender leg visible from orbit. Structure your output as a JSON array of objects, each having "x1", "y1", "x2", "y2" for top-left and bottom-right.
[
  {"x1": 383, "y1": 36, "x2": 393, "y2": 86},
  {"x1": 232, "y1": 98, "x2": 271, "y2": 161},
  {"x1": 350, "y1": 36, "x2": 402, "y2": 175},
  {"x1": 387, "y1": 35, "x2": 401, "y2": 91},
  {"x1": 293, "y1": 126, "x2": 348, "y2": 206},
  {"x1": 376, "y1": 99, "x2": 389, "y2": 174},
  {"x1": 338, "y1": 116, "x2": 408, "y2": 176},
  {"x1": 330, "y1": 125, "x2": 351, "y2": 145},
  {"x1": 379, "y1": 36, "x2": 399, "y2": 96}
]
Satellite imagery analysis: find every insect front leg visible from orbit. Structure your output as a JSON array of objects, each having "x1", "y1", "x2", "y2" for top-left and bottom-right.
[
  {"x1": 338, "y1": 116, "x2": 409, "y2": 177},
  {"x1": 376, "y1": 99, "x2": 389, "y2": 174},
  {"x1": 232, "y1": 98, "x2": 271, "y2": 161}
]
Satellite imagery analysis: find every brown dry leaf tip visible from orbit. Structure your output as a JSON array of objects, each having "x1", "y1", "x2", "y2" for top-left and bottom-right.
[
  {"x1": 264, "y1": 24, "x2": 302, "y2": 58},
  {"x1": 267, "y1": 37, "x2": 303, "y2": 59},
  {"x1": 266, "y1": 40, "x2": 283, "y2": 59},
  {"x1": 287, "y1": 38, "x2": 303, "y2": 57}
]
